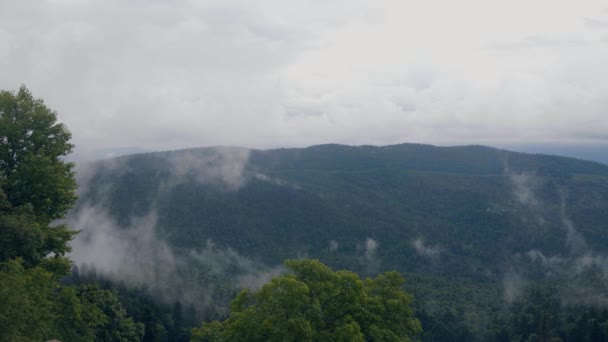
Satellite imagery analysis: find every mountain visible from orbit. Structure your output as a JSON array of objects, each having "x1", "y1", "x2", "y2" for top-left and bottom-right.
[{"x1": 71, "y1": 143, "x2": 608, "y2": 339}]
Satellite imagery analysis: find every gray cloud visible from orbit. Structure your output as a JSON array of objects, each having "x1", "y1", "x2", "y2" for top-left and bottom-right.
[
  {"x1": 1, "y1": 1, "x2": 607, "y2": 157},
  {"x1": 487, "y1": 35, "x2": 589, "y2": 50},
  {"x1": 502, "y1": 271, "x2": 528, "y2": 304},
  {"x1": 509, "y1": 172, "x2": 541, "y2": 209},
  {"x1": 585, "y1": 17, "x2": 608, "y2": 29},
  {"x1": 412, "y1": 238, "x2": 441, "y2": 260},
  {"x1": 507, "y1": 170, "x2": 549, "y2": 227},
  {"x1": 164, "y1": 147, "x2": 251, "y2": 190},
  {"x1": 69, "y1": 146, "x2": 280, "y2": 313},
  {"x1": 76, "y1": 146, "x2": 253, "y2": 209},
  {"x1": 360, "y1": 237, "x2": 379, "y2": 274},
  {"x1": 69, "y1": 205, "x2": 282, "y2": 313},
  {"x1": 328, "y1": 240, "x2": 339, "y2": 252}
]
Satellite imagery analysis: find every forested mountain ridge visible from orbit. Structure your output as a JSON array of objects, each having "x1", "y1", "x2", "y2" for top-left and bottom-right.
[
  {"x1": 76, "y1": 143, "x2": 608, "y2": 261},
  {"x1": 71, "y1": 143, "x2": 608, "y2": 340}
]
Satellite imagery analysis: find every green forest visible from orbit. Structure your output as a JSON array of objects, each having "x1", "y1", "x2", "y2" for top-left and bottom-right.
[{"x1": 3, "y1": 86, "x2": 608, "y2": 341}]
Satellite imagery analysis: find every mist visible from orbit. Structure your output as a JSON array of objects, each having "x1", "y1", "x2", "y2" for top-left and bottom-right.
[
  {"x1": 69, "y1": 147, "x2": 281, "y2": 314},
  {"x1": 412, "y1": 238, "x2": 441, "y2": 260},
  {"x1": 505, "y1": 168, "x2": 608, "y2": 307}
]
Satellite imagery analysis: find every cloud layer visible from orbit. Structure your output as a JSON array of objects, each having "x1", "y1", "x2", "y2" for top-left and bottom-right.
[{"x1": 1, "y1": 0, "x2": 607, "y2": 159}]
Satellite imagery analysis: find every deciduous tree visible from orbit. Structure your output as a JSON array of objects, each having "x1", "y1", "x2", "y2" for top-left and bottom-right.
[
  {"x1": 0, "y1": 85, "x2": 77, "y2": 268},
  {"x1": 192, "y1": 259, "x2": 421, "y2": 341}
]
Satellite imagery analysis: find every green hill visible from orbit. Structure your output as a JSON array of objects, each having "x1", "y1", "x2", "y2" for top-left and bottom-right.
[{"x1": 72, "y1": 143, "x2": 608, "y2": 340}]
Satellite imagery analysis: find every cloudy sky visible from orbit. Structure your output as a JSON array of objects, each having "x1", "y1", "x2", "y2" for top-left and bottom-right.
[{"x1": 1, "y1": 0, "x2": 607, "y2": 160}]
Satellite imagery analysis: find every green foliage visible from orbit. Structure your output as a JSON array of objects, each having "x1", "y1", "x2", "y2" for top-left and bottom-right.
[
  {"x1": 0, "y1": 199, "x2": 43, "y2": 265},
  {"x1": 359, "y1": 272, "x2": 423, "y2": 340},
  {"x1": 0, "y1": 85, "x2": 76, "y2": 223},
  {"x1": 192, "y1": 259, "x2": 421, "y2": 342},
  {"x1": 0, "y1": 258, "x2": 145, "y2": 341},
  {"x1": 0, "y1": 86, "x2": 81, "y2": 341},
  {"x1": 77, "y1": 284, "x2": 145, "y2": 341},
  {"x1": 0, "y1": 86, "x2": 147, "y2": 341},
  {"x1": 0, "y1": 258, "x2": 57, "y2": 341},
  {"x1": 63, "y1": 268, "x2": 199, "y2": 342},
  {"x1": 52, "y1": 285, "x2": 106, "y2": 342},
  {"x1": 0, "y1": 86, "x2": 77, "y2": 267}
]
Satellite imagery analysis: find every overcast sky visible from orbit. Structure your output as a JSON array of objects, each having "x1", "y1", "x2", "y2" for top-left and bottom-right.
[{"x1": 1, "y1": 0, "x2": 607, "y2": 159}]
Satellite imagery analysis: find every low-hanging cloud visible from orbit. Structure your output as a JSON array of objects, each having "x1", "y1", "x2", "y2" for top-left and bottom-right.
[
  {"x1": 505, "y1": 168, "x2": 608, "y2": 307},
  {"x1": 164, "y1": 146, "x2": 251, "y2": 190},
  {"x1": 328, "y1": 240, "x2": 339, "y2": 252},
  {"x1": 360, "y1": 237, "x2": 380, "y2": 274},
  {"x1": 507, "y1": 169, "x2": 549, "y2": 228},
  {"x1": 412, "y1": 238, "x2": 441, "y2": 260},
  {"x1": 509, "y1": 172, "x2": 541, "y2": 209},
  {"x1": 69, "y1": 146, "x2": 289, "y2": 314},
  {"x1": 559, "y1": 190, "x2": 588, "y2": 255},
  {"x1": 69, "y1": 205, "x2": 283, "y2": 314},
  {"x1": 502, "y1": 271, "x2": 528, "y2": 304},
  {"x1": 526, "y1": 248, "x2": 608, "y2": 306},
  {"x1": 76, "y1": 146, "x2": 254, "y2": 211}
]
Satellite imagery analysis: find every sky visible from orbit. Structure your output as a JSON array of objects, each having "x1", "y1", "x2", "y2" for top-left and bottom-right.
[{"x1": 1, "y1": 0, "x2": 607, "y2": 161}]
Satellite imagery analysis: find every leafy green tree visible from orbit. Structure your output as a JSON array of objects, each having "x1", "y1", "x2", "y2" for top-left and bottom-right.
[
  {"x1": 192, "y1": 259, "x2": 421, "y2": 342},
  {"x1": 0, "y1": 85, "x2": 77, "y2": 268},
  {"x1": 0, "y1": 260, "x2": 144, "y2": 342},
  {"x1": 0, "y1": 86, "x2": 81, "y2": 340},
  {"x1": 0, "y1": 85, "x2": 76, "y2": 221}
]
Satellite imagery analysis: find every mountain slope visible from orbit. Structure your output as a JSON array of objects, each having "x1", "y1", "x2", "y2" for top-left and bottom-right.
[
  {"x1": 69, "y1": 144, "x2": 608, "y2": 340},
  {"x1": 72, "y1": 143, "x2": 608, "y2": 334}
]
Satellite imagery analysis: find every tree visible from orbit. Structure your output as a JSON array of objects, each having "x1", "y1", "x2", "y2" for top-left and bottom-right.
[
  {"x1": 0, "y1": 85, "x2": 77, "y2": 268},
  {"x1": 77, "y1": 285, "x2": 145, "y2": 341},
  {"x1": 0, "y1": 258, "x2": 57, "y2": 341},
  {"x1": 0, "y1": 86, "x2": 118, "y2": 341},
  {"x1": 0, "y1": 86, "x2": 148, "y2": 341},
  {"x1": 192, "y1": 259, "x2": 421, "y2": 342}
]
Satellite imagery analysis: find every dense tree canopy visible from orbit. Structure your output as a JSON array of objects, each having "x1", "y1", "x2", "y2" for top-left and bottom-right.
[
  {"x1": 0, "y1": 86, "x2": 146, "y2": 341},
  {"x1": 192, "y1": 259, "x2": 421, "y2": 342},
  {"x1": 0, "y1": 85, "x2": 77, "y2": 268},
  {"x1": 0, "y1": 85, "x2": 76, "y2": 222}
]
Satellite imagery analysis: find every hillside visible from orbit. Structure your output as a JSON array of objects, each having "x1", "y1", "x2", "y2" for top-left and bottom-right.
[{"x1": 71, "y1": 143, "x2": 608, "y2": 339}]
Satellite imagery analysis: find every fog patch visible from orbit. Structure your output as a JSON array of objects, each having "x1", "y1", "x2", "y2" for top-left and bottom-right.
[
  {"x1": 74, "y1": 156, "x2": 130, "y2": 199},
  {"x1": 360, "y1": 237, "x2": 379, "y2": 273},
  {"x1": 165, "y1": 147, "x2": 251, "y2": 190},
  {"x1": 502, "y1": 271, "x2": 527, "y2": 304},
  {"x1": 69, "y1": 206, "x2": 174, "y2": 285},
  {"x1": 510, "y1": 172, "x2": 541, "y2": 209},
  {"x1": 506, "y1": 170, "x2": 549, "y2": 228},
  {"x1": 527, "y1": 249, "x2": 608, "y2": 277},
  {"x1": 504, "y1": 167, "x2": 608, "y2": 307},
  {"x1": 75, "y1": 147, "x2": 253, "y2": 211},
  {"x1": 365, "y1": 238, "x2": 378, "y2": 260},
  {"x1": 328, "y1": 240, "x2": 339, "y2": 252},
  {"x1": 235, "y1": 266, "x2": 285, "y2": 290},
  {"x1": 412, "y1": 238, "x2": 441, "y2": 260},
  {"x1": 524, "y1": 199, "x2": 608, "y2": 308},
  {"x1": 68, "y1": 205, "x2": 280, "y2": 314},
  {"x1": 559, "y1": 191, "x2": 588, "y2": 255},
  {"x1": 254, "y1": 172, "x2": 300, "y2": 189},
  {"x1": 188, "y1": 239, "x2": 285, "y2": 290}
]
